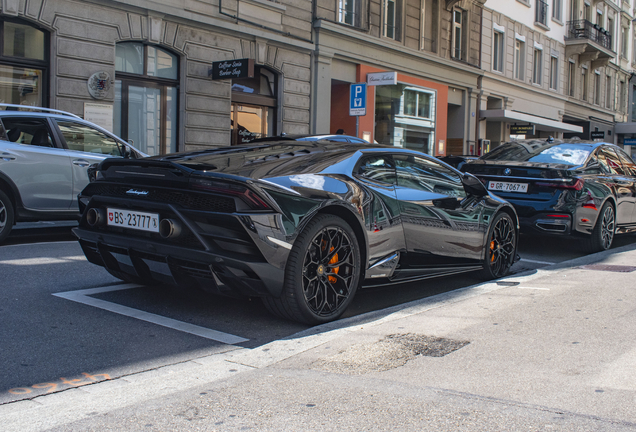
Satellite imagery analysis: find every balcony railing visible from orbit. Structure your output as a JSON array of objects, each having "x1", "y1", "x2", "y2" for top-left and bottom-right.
[
  {"x1": 565, "y1": 19, "x2": 612, "y2": 51},
  {"x1": 535, "y1": 0, "x2": 548, "y2": 26}
]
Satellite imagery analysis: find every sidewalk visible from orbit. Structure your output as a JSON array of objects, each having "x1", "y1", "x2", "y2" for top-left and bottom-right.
[{"x1": 3, "y1": 243, "x2": 636, "y2": 431}]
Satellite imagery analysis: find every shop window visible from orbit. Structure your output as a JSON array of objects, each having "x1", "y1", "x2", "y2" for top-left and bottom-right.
[
  {"x1": 0, "y1": 19, "x2": 48, "y2": 108},
  {"x1": 114, "y1": 42, "x2": 178, "y2": 156},
  {"x1": 375, "y1": 84, "x2": 436, "y2": 156},
  {"x1": 231, "y1": 66, "x2": 277, "y2": 144}
]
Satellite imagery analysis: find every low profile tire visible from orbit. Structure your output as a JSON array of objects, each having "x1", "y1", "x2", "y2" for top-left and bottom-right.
[
  {"x1": 0, "y1": 189, "x2": 15, "y2": 244},
  {"x1": 263, "y1": 214, "x2": 361, "y2": 325},
  {"x1": 587, "y1": 202, "x2": 615, "y2": 253},
  {"x1": 480, "y1": 212, "x2": 517, "y2": 280}
]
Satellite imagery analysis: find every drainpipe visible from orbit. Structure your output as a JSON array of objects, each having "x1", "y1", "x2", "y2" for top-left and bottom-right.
[{"x1": 475, "y1": 75, "x2": 483, "y2": 155}]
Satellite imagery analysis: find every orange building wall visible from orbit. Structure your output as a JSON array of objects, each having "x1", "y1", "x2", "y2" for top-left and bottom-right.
[
  {"x1": 355, "y1": 65, "x2": 449, "y2": 156},
  {"x1": 330, "y1": 81, "x2": 358, "y2": 136}
]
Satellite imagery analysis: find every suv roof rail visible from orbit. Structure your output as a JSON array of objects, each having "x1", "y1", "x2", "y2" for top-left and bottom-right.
[{"x1": 0, "y1": 103, "x2": 81, "y2": 119}]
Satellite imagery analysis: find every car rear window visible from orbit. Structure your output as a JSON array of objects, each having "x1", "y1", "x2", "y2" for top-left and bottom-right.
[{"x1": 482, "y1": 143, "x2": 592, "y2": 166}]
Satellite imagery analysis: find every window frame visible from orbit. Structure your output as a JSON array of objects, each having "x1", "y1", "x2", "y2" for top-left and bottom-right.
[
  {"x1": 338, "y1": 0, "x2": 358, "y2": 26},
  {"x1": 549, "y1": 55, "x2": 558, "y2": 90},
  {"x1": 0, "y1": 18, "x2": 49, "y2": 107},
  {"x1": 552, "y1": 0, "x2": 563, "y2": 22},
  {"x1": 493, "y1": 30, "x2": 505, "y2": 73},
  {"x1": 532, "y1": 47, "x2": 543, "y2": 85},
  {"x1": 514, "y1": 39, "x2": 525, "y2": 81},
  {"x1": 451, "y1": 8, "x2": 464, "y2": 60},
  {"x1": 115, "y1": 42, "x2": 180, "y2": 155}
]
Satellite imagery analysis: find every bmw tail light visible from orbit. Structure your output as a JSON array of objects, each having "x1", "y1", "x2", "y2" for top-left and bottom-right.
[
  {"x1": 582, "y1": 191, "x2": 598, "y2": 210},
  {"x1": 535, "y1": 178, "x2": 584, "y2": 191},
  {"x1": 191, "y1": 178, "x2": 271, "y2": 210}
]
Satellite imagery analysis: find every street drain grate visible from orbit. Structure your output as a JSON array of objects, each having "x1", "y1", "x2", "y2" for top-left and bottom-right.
[
  {"x1": 577, "y1": 264, "x2": 636, "y2": 273},
  {"x1": 311, "y1": 334, "x2": 469, "y2": 375}
]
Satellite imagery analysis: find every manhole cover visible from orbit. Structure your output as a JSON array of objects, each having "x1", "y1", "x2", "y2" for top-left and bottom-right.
[
  {"x1": 311, "y1": 334, "x2": 469, "y2": 375},
  {"x1": 578, "y1": 264, "x2": 636, "y2": 273}
]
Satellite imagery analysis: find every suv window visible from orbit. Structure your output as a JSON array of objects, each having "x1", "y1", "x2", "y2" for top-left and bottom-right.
[
  {"x1": 1, "y1": 117, "x2": 53, "y2": 147},
  {"x1": 56, "y1": 120, "x2": 122, "y2": 156}
]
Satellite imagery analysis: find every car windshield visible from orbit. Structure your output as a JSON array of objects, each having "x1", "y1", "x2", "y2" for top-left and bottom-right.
[{"x1": 481, "y1": 142, "x2": 592, "y2": 166}]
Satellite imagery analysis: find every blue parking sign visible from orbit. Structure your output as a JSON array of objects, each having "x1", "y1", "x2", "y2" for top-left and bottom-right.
[{"x1": 349, "y1": 83, "x2": 366, "y2": 116}]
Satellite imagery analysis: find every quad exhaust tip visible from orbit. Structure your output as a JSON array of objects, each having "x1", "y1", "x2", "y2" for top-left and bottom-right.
[{"x1": 159, "y1": 219, "x2": 182, "y2": 239}]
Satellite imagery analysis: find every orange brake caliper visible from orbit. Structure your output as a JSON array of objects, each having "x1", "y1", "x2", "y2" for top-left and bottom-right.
[
  {"x1": 490, "y1": 240, "x2": 496, "y2": 263},
  {"x1": 322, "y1": 240, "x2": 340, "y2": 283}
]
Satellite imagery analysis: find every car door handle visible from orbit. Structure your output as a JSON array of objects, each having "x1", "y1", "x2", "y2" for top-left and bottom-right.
[
  {"x1": 73, "y1": 159, "x2": 90, "y2": 168},
  {"x1": 1, "y1": 152, "x2": 16, "y2": 161}
]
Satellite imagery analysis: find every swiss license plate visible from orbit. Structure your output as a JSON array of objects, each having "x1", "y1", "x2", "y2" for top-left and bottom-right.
[
  {"x1": 488, "y1": 181, "x2": 528, "y2": 193},
  {"x1": 107, "y1": 208, "x2": 159, "y2": 232}
]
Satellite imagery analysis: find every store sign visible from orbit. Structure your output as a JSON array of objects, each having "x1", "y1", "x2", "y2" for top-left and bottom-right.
[
  {"x1": 510, "y1": 124, "x2": 535, "y2": 134},
  {"x1": 591, "y1": 131, "x2": 605, "y2": 139},
  {"x1": 84, "y1": 103, "x2": 113, "y2": 132},
  {"x1": 210, "y1": 58, "x2": 254, "y2": 80},
  {"x1": 367, "y1": 71, "x2": 397, "y2": 86},
  {"x1": 623, "y1": 138, "x2": 636, "y2": 145}
]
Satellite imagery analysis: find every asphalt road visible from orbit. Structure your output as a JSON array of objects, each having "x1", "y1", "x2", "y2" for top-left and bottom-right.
[{"x1": 1, "y1": 223, "x2": 635, "y2": 404}]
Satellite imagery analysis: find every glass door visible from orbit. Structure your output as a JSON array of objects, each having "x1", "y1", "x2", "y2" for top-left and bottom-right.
[{"x1": 114, "y1": 79, "x2": 177, "y2": 155}]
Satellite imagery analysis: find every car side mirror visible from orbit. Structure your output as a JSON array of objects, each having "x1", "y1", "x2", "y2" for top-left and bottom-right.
[
  {"x1": 462, "y1": 173, "x2": 488, "y2": 196},
  {"x1": 433, "y1": 196, "x2": 460, "y2": 210}
]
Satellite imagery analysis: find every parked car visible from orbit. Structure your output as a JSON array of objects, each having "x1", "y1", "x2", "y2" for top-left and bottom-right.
[
  {"x1": 438, "y1": 154, "x2": 479, "y2": 170},
  {"x1": 251, "y1": 134, "x2": 370, "y2": 144},
  {"x1": 0, "y1": 104, "x2": 146, "y2": 244},
  {"x1": 73, "y1": 140, "x2": 519, "y2": 324},
  {"x1": 460, "y1": 138, "x2": 636, "y2": 252}
]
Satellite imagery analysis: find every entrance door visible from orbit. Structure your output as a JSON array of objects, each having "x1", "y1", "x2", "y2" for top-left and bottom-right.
[
  {"x1": 231, "y1": 103, "x2": 269, "y2": 144},
  {"x1": 115, "y1": 80, "x2": 177, "y2": 156}
]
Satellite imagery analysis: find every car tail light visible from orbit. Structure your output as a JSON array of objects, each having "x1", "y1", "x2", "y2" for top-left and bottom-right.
[
  {"x1": 546, "y1": 214, "x2": 570, "y2": 218},
  {"x1": 535, "y1": 178, "x2": 584, "y2": 191},
  {"x1": 191, "y1": 178, "x2": 271, "y2": 210},
  {"x1": 582, "y1": 191, "x2": 597, "y2": 210}
]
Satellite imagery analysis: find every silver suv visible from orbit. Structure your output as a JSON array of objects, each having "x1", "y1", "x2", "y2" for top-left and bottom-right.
[{"x1": 0, "y1": 104, "x2": 146, "y2": 243}]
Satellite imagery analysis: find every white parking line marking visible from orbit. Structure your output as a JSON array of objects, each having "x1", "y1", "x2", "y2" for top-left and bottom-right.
[
  {"x1": 0, "y1": 256, "x2": 86, "y2": 265},
  {"x1": 520, "y1": 258, "x2": 556, "y2": 265},
  {"x1": 53, "y1": 284, "x2": 249, "y2": 345}
]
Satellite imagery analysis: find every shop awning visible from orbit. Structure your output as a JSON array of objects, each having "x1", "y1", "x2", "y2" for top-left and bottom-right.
[
  {"x1": 615, "y1": 122, "x2": 636, "y2": 134},
  {"x1": 480, "y1": 110, "x2": 584, "y2": 133}
]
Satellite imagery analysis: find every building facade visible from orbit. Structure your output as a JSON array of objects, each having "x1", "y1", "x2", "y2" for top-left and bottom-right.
[
  {"x1": 481, "y1": 0, "x2": 634, "y2": 156},
  {"x1": 0, "y1": 0, "x2": 314, "y2": 155},
  {"x1": 1, "y1": 0, "x2": 635, "y2": 157}
]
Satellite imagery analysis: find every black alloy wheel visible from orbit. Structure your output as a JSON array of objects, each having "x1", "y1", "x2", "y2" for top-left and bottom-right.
[
  {"x1": 480, "y1": 212, "x2": 517, "y2": 280},
  {"x1": 0, "y1": 189, "x2": 15, "y2": 244},
  {"x1": 588, "y1": 202, "x2": 615, "y2": 253},
  {"x1": 263, "y1": 214, "x2": 361, "y2": 324}
]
